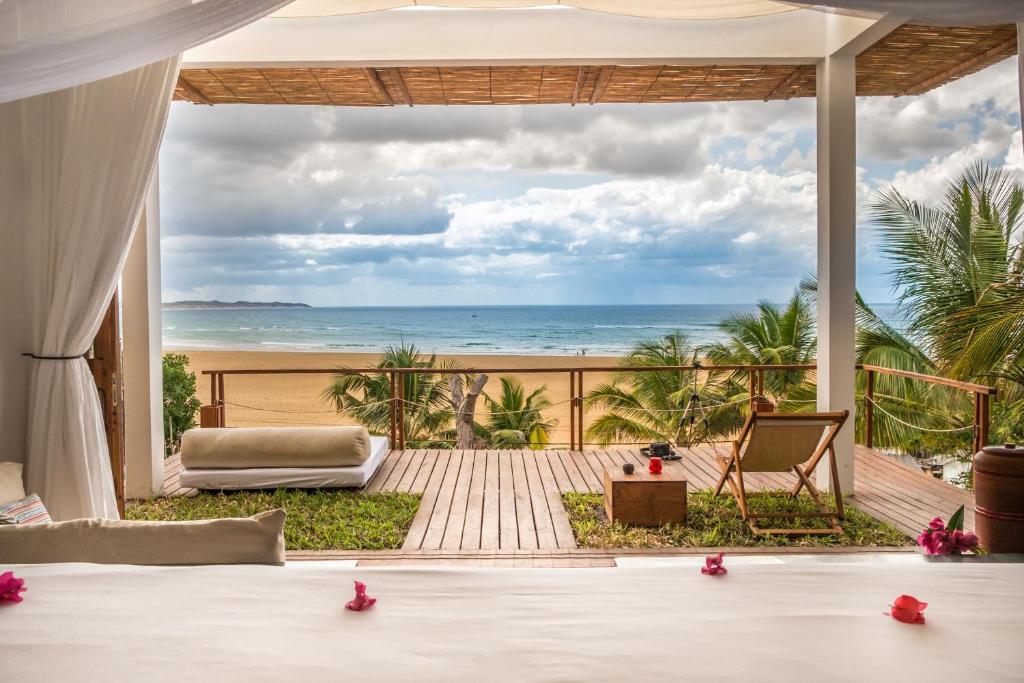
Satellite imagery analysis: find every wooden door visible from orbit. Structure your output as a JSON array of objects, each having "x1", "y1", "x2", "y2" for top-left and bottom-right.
[{"x1": 87, "y1": 291, "x2": 126, "y2": 516}]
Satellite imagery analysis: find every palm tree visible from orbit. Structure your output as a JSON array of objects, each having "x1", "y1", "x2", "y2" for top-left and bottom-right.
[
  {"x1": 482, "y1": 377, "x2": 557, "y2": 449},
  {"x1": 798, "y1": 276, "x2": 972, "y2": 454},
  {"x1": 869, "y1": 160, "x2": 1024, "y2": 383},
  {"x1": 867, "y1": 160, "x2": 1024, "y2": 451},
  {"x1": 702, "y1": 290, "x2": 816, "y2": 404},
  {"x1": 585, "y1": 332, "x2": 742, "y2": 447},
  {"x1": 321, "y1": 343, "x2": 454, "y2": 448}
]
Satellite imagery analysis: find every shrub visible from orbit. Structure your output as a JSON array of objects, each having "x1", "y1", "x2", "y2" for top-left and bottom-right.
[{"x1": 162, "y1": 353, "x2": 201, "y2": 455}]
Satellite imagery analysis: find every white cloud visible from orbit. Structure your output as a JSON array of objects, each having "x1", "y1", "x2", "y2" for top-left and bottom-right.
[{"x1": 159, "y1": 56, "x2": 1022, "y2": 306}]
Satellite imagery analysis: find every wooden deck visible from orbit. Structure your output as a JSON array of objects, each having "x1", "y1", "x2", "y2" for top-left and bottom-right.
[{"x1": 160, "y1": 444, "x2": 973, "y2": 558}]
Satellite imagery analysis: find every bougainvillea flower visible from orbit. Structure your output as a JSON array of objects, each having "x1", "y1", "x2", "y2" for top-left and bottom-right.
[
  {"x1": 889, "y1": 595, "x2": 927, "y2": 624},
  {"x1": 0, "y1": 571, "x2": 26, "y2": 604},
  {"x1": 701, "y1": 552, "x2": 727, "y2": 576},
  {"x1": 345, "y1": 580, "x2": 377, "y2": 611},
  {"x1": 951, "y1": 529, "x2": 979, "y2": 554},
  {"x1": 928, "y1": 517, "x2": 945, "y2": 531}
]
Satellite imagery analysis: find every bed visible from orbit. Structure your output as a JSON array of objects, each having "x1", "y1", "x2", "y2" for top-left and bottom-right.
[
  {"x1": 179, "y1": 429, "x2": 391, "y2": 490},
  {"x1": 3, "y1": 559, "x2": 1023, "y2": 681}
]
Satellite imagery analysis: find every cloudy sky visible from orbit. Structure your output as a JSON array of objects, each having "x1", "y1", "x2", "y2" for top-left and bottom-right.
[{"x1": 159, "y1": 57, "x2": 1022, "y2": 307}]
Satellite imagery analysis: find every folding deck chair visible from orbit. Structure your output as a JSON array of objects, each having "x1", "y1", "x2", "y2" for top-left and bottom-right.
[{"x1": 713, "y1": 411, "x2": 849, "y2": 536}]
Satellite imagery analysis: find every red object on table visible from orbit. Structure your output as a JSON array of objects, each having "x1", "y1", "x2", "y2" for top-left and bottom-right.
[{"x1": 649, "y1": 457, "x2": 663, "y2": 474}]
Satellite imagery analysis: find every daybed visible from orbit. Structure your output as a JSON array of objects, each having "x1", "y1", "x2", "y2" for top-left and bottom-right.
[{"x1": 178, "y1": 426, "x2": 390, "y2": 490}]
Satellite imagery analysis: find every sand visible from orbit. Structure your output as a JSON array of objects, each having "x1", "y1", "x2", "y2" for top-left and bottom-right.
[{"x1": 174, "y1": 349, "x2": 624, "y2": 447}]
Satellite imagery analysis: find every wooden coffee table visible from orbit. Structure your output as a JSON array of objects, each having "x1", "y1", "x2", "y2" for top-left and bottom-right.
[{"x1": 603, "y1": 461, "x2": 687, "y2": 527}]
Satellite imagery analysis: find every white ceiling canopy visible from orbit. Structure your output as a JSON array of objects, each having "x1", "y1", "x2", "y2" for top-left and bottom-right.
[
  {"x1": 272, "y1": 1, "x2": 799, "y2": 21},
  {"x1": 272, "y1": 0, "x2": 1024, "y2": 24}
]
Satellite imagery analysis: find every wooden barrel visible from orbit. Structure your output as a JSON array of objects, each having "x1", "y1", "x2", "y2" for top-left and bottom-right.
[{"x1": 973, "y1": 444, "x2": 1024, "y2": 553}]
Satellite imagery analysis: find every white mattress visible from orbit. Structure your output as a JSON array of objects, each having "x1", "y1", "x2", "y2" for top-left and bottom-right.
[
  {"x1": 180, "y1": 436, "x2": 390, "y2": 490},
  {"x1": 4, "y1": 561, "x2": 1024, "y2": 681}
]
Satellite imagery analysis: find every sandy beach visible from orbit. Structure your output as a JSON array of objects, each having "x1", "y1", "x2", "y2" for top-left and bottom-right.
[{"x1": 175, "y1": 349, "x2": 623, "y2": 447}]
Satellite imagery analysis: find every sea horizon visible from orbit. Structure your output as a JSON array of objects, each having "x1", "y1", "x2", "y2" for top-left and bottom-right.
[{"x1": 163, "y1": 303, "x2": 904, "y2": 357}]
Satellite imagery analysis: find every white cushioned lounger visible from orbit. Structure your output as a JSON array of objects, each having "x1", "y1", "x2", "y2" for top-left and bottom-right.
[{"x1": 180, "y1": 436, "x2": 390, "y2": 490}]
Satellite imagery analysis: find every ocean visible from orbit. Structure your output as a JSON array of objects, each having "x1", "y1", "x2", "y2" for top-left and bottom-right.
[{"x1": 162, "y1": 304, "x2": 904, "y2": 356}]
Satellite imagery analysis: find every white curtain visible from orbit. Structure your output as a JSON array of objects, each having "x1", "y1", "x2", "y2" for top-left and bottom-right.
[
  {"x1": 0, "y1": 59, "x2": 181, "y2": 521},
  {"x1": 0, "y1": 0, "x2": 294, "y2": 104}
]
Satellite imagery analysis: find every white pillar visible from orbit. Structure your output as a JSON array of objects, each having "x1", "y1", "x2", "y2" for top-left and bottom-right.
[
  {"x1": 1017, "y1": 23, "x2": 1023, "y2": 156},
  {"x1": 122, "y1": 173, "x2": 164, "y2": 499},
  {"x1": 816, "y1": 55, "x2": 857, "y2": 494}
]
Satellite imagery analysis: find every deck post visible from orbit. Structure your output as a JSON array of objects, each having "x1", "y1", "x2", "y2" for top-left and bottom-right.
[
  {"x1": 815, "y1": 53, "x2": 857, "y2": 494},
  {"x1": 389, "y1": 371, "x2": 397, "y2": 449},
  {"x1": 865, "y1": 369, "x2": 874, "y2": 449},
  {"x1": 569, "y1": 371, "x2": 576, "y2": 451},
  {"x1": 577, "y1": 370, "x2": 584, "y2": 450}
]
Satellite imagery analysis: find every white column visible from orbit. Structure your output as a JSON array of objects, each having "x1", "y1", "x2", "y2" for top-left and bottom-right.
[
  {"x1": 1017, "y1": 23, "x2": 1023, "y2": 156},
  {"x1": 122, "y1": 172, "x2": 164, "y2": 499},
  {"x1": 816, "y1": 55, "x2": 857, "y2": 494}
]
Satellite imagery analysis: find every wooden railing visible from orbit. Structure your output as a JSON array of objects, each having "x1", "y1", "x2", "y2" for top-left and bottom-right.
[
  {"x1": 200, "y1": 363, "x2": 997, "y2": 452},
  {"x1": 860, "y1": 364, "x2": 997, "y2": 453}
]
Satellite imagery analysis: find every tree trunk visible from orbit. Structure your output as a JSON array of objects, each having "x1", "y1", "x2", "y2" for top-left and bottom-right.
[{"x1": 450, "y1": 374, "x2": 488, "y2": 449}]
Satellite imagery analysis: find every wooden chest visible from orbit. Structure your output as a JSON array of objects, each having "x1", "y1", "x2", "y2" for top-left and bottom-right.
[{"x1": 603, "y1": 463, "x2": 687, "y2": 527}]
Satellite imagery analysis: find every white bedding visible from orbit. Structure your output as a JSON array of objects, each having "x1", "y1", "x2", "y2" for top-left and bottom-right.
[
  {"x1": 179, "y1": 435, "x2": 390, "y2": 489},
  {"x1": 3, "y1": 560, "x2": 1023, "y2": 681}
]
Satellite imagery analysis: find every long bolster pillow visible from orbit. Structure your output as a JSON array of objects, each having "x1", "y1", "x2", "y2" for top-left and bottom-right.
[
  {"x1": 181, "y1": 426, "x2": 372, "y2": 469},
  {"x1": 0, "y1": 510, "x2": 286, "y2": 565}
]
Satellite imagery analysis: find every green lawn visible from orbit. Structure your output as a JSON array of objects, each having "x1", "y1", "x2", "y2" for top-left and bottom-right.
[
  {"x1": 564, "y1": 491, "x2": 911, "y2": 549},
  {"x1": 128, "y1": 490, "x2": 420, "y2": 551}
]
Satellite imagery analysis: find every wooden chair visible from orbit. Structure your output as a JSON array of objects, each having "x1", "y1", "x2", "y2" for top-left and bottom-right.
[{"x1": 713, "y1": 411, "x2": 849, "y2": 536}]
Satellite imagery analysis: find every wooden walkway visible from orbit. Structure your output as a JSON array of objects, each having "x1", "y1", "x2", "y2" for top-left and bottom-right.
[{"x1": 160, "y1": 445, "x2": 973, "y2": 548}]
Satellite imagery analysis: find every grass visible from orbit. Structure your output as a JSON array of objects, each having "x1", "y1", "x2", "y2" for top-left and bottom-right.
[
  {"x1": 127, "y1": 489, "x2": 421, "y2": 551},
  {"x1": 564, "y1": 491, "x2": 911, "y2": 549}
]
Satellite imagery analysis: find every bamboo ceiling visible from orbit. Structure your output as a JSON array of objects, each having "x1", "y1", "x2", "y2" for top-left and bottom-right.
[{"x1": 174, "y1": 24, "x2": 1017, "y2": 107}]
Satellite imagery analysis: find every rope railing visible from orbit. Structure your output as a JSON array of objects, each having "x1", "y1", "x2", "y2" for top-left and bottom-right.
[
  {"x1": 863, "y1": 396, "x2": 975, "y2": 434},
  {"x1": 200, "y1": 362, "x2": 996, "y2": 452}
]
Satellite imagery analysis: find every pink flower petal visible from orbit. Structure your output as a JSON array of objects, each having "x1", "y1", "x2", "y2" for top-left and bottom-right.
[
  {"x1": 0, "y1": 571, "x2": 26, "y2": 605},
  {"x1": 345, "y1": 580, "x2": 377, "y2": 611},
  {"x1": 701, "y1": 552, "x2": 727, "y2": 576}
]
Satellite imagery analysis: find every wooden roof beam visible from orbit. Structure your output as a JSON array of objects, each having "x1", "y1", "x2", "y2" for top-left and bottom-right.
[
  {"x1": 899, "y1": 36, "x2": 1018, "y2": 96},
  {"x1": 570, "y1": 66, "x2": 586, "y2": 107},
  {"x1": 363, "y1": 68, "x2": 395, "y2": 106},
  {"x1": 589, "y1": 65, "x2": 614, "y2": 105},
  {"x1": 386, "y1": 67, "x2": 414, "y2": 106},
  {"x1": 764, "y1": 65, "x2": 812, "y2": 101},
  {"x1": 177, "y1": 74, "x2": 213, "y2": 105}
]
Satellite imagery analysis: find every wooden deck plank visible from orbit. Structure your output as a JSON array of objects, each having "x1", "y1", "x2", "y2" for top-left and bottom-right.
[
  {"x1": 364, "y1": 449, "x2": 403, "y2": 493},
  {"x1": 440, "y1": 450, "x2": 475, "y2": 550},
  {"x1": 408, "y1": 449, "x2": 439, "y2": 494},
  {"x1": 461, "y1": 450, "x2": 488, "y2": 549},
  {"x1": 422, "y1": 451, "x2": 465, "y2": 550},
  {"x1": 523, "y1": 451, "x2": 558, "y2": 549},
  {"x1": 555, "y1": 450, "x2": 588, "y2": 493},
  {"x1": 480, "y1": 450, "x2": 501, "y2": 550},
  {"x1": 545, "y1": 450, "x2": 574, "y2": 493},
  {"x1": 379, "y1": 448, "x2": 415, "y2": 491},
  {"x1": 498, "y1": 451, "x2": 519, "y2": 550},
  {"x1": 536, "y1": 451, "x2": 578, "y2": 549},
  {"x1": 401, "y1": 450, "x2": 452, "y2": 550},
  {"x1": 569, "y1": 450, "x2": 603, "y2": 492},
  {"x1": 395, "y1": 449, "x2": 427, "y2": 493},
  {"x1": 510, "y1": 450, "x2": 538, "y2": 550}
]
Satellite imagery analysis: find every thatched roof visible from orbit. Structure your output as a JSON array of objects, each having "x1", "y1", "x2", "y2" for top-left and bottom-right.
[{"x1": 173, "y1": 24, "x2": 1017, "y2": 106}]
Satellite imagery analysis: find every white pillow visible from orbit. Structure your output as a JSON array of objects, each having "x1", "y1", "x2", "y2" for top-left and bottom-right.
[{"x1": 0, "y1": 462, "x2": 27, "y2": 505}]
